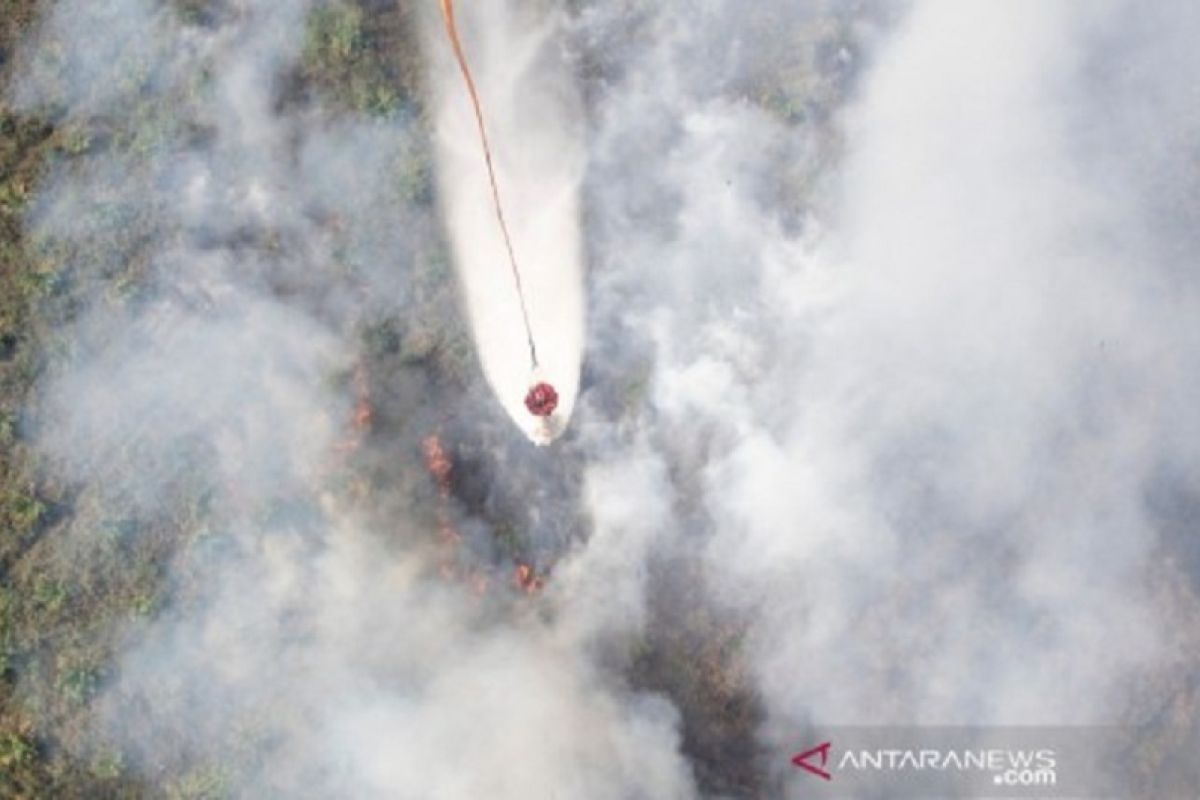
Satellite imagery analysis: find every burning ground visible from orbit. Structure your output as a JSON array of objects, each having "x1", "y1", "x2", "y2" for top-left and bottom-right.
[{"x1": 0, "y1": 0, "x2": 1199, "y2": 798}]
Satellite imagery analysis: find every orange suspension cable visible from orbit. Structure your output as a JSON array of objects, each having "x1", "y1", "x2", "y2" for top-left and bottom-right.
[{"x1": 438, "y1": 0, "x2": 539, "y2": 369}]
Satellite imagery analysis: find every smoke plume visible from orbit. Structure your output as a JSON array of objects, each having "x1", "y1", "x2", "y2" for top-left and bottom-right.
[{"x1": 5, "y1": 0, "x2": 1199, "y2": 797}]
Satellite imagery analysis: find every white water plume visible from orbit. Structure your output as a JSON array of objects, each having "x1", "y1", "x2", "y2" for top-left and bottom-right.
[{"x1": 425, "y1": 0, "x2": 586, "y2": 444}]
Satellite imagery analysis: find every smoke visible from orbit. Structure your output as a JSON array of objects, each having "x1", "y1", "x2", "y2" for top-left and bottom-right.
[
  {"x1": 6, "y1": 0, "x2": 1200, "y2": 797},
  {"x1": 573, "y1": 0, "x2": 1200, "y2": 792},
  {"x1": 741, "y1": 0, "x2": 1198, "y2": 728},
  {"x1": 425, "y1": 0, "x2": 586, "y2": 444},
  {"x1": 8, "y1": 0, "x2": 691, "y2": 797}
]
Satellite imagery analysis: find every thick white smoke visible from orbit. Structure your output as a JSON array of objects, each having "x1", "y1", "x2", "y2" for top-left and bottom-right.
[
  {"x1": 6, "y1": 0, "x2": 1199, "y2": 797},
  {"x1": 8, "y1": 0, "x2": 691, "y2": 797},
  {"x1": 572, "y1": 0, "x2": 1200, "y2": 793}
]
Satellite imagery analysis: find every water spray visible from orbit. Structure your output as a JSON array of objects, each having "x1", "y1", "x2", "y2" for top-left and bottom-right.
[{"x1": 437, "y1": 0, "x2": 558, "y2": 421}]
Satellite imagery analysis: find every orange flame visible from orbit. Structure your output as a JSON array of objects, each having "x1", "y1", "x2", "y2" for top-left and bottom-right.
[
  {"x1": 423, "y1": 432, "x2": 464, "y2": 581},
  {"x1": 513, "y1": 562, "x2": 545, "y2": 594},
  {"x1": 352, "y1": 366, "x2": 373, "y2": 432},
  {"x1": 334, "y1": 362, "x2": 373, "y2": 457},
  {"x1": 422, "y1": 432, "x2": 547, "y2": 597},
  {"x1": 422, "y1": 434, "x2": 453, "y2": 497}
]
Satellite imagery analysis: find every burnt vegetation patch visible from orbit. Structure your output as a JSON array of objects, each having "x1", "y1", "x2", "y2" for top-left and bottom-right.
[{"x1": 0, "y1": 1, "x2": 856, "y2": 795}]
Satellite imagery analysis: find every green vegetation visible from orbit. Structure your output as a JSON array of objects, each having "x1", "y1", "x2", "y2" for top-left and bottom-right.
[
  {"x1": 0, "y1": 2, "x2": 448, "y2": 795},
  {"x1": 0, "y1": 1, "x2": 822, "y2": 795},
  {"x1": 300, "y1": 0, "x2": 424, "y2": 118}
]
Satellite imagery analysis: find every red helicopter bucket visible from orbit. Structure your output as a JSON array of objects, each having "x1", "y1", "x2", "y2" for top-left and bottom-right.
[{"x1": 524, "y1": 381, "x2": 558, "y2": 417}]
